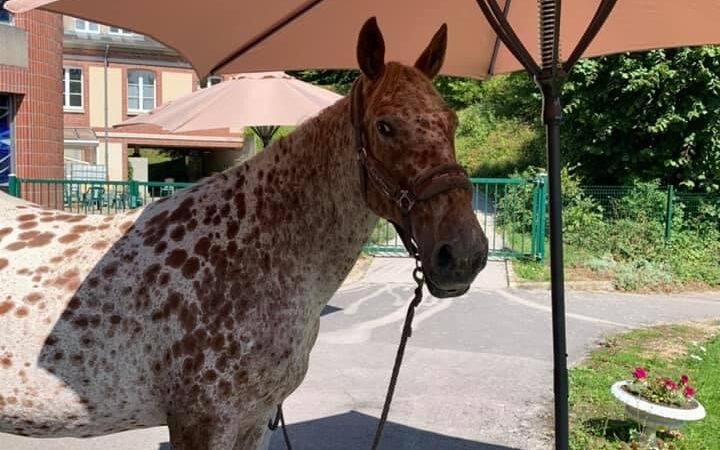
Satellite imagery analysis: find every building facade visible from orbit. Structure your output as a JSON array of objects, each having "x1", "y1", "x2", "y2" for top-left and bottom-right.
[
  {"x1": 1, "y1": 3, "x2": 248, "y2": 197},
  {"x1": 0, "y1": 2, "x2": 64, "y2": 187},
  {"x1": 61, "y1": 17, "x2": 247, "y2": 183}
]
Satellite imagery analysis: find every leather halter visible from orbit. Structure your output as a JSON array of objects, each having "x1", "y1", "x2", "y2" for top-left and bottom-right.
[{"x1": 350, "y1": 78, "x2": 472, "y2": 257}]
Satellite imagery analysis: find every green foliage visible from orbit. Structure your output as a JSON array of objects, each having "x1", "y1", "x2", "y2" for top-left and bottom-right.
[
  {"x1": 367, "y1": 219, "x2": 397, "y2": 246},
  {"x1": 432, "y1": 76, "x2": 484, "y2": 110},
  {"x1": 625, "y1": 369, "x2": 696, "y2": 408},
  {"x1": 561, "y1": 48, "x2": 720, "y2": 192},
  {"x1": 569, "y1": 325, "x2": 720, "y2": 450},
  {"x1": 288, "y1": 70, "x2": 358, "y2": 94},
  {"x1": 455, "y1": 112, "x2": 543, "y2": 177},
  {"x1": 613, "y1": 259, "x2": 674, "y2": 291},
  {"x1": 503, "y1": 172, "x2": 720, "y2": 289}
]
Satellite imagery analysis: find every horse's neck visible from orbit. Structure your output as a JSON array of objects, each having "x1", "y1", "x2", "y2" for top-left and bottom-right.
[{"x1": 227, "y1": 97, "x2": 377, "y2": 297}]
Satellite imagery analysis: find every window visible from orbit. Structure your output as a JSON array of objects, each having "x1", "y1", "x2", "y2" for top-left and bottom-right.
[
  {"x1": 63, "y1": 68, "x2": 83, "y2": 111},
  {"x1": 74, "y1": 19, "x2": 99, "y2": 33},
  {"x1": 0, "y1": 0, "x2": 13, "y2": 24},
  {"x1": 0, "y1": 95, "x2": 13, "y2": 187},
  {"x1": 108, "y1": 27, "x2": 133, "y2": 36},
  {"x1": 127, "y1": 71, "x2": 156, "y2": 113}
]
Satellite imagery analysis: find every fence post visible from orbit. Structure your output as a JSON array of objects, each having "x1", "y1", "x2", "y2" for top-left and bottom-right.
[
  {"x1": 531, "y1": 175, "x2": 547, "y2": 261},
  {"x1": 8, "y1": 174, "x2": 19, "y2": 198},
  {"x1": 664, "y1": 185, "x2": 674, "y2": 242},
  {"x1": 128, "y1": 180, "x2": 139, "y2": 209}
]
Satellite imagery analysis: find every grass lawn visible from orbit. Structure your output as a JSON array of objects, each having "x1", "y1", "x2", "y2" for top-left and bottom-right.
[{"x1": 569, "y1": 321, "x2": 720, "y2": 450}]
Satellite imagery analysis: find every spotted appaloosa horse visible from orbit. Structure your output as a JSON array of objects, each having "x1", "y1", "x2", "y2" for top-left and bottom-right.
[{"x1": 0, "y1": 18, "x2": 488, "y2": 450}]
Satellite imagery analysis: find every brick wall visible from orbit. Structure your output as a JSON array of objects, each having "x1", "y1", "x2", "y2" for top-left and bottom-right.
[{"x1": 0, "y1": 10, "x2": 64, "y2": 183}]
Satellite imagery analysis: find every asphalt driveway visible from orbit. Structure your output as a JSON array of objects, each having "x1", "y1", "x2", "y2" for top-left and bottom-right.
[{"x1": 3, "y1": 258, "x2": 719, "y2": 450}]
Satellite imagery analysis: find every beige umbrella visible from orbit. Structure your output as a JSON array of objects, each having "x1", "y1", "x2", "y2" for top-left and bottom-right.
[
  {"x1": 6, "y1": 0, "x2": 720, "y2": 79},
  {"x1": 117, "y1": 72, "x2": 343, "y2": 146},
  {"x1": 8, "y1": 1, "x2": 720, "y2": 449}
]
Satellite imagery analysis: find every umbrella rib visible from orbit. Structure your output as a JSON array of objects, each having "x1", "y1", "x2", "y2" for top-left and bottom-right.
[
  {"x1": 487, "y1": 0, "x2": 513, "y2": 76},
  {"x1": 562, "y1": 0, "x2": 619, "y2": 71},
  {"x1": 209, "y1": 0, "x2": 329, "y2": 76},
  {"x1": 476, "y1": 0, "x2": 540, "y2": 75}
]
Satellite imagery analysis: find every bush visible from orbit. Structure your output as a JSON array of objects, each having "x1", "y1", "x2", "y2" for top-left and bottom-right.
[
  {"x1": 614, "y1": 259, "x2": 674, "y2": 291},
  {"x1": 455, "y1": 106, "x2": 543, "y2": 178}
]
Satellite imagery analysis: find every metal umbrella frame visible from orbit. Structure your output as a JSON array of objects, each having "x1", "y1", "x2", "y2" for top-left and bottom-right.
[{"x1": 474, "y1": 1, "x2": 619, "y2": 449}]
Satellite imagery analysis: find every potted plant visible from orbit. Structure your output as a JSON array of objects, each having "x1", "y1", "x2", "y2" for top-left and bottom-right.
[{"x1": 611, "y1": 368, "x2": 705, "y2": 449}]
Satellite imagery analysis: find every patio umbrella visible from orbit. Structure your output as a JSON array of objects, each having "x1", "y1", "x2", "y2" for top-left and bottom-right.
[
  {"x1": 6, "y1": 0, "x2": 720, "y2": 80},
  {"x1": 8, "y1": 1, "x2": 720, "y2": 449},
  {"x1": 117, "y1": 72, "x2": 343, "y2": 147}
]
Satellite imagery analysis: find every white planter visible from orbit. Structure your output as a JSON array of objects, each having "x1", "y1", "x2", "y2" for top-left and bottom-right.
[{"x1": 611, "y1": 381, "x2": 706, "y2": 448}]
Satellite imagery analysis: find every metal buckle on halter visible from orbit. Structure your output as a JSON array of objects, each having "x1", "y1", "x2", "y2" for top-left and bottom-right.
[{"x1": 395, "y1": 190, "x2": 415, "y2": 212}]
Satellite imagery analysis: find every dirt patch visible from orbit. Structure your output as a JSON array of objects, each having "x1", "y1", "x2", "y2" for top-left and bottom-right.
[
  {"x1": 343, "y1": 255, "x2": 373, "y2": 286},
  {"x1": 631, "y1": 321, "x2": 720, "y2": 360},
  {"x1": 566, "y1": 266, "x2": 614, "y2": 282}
]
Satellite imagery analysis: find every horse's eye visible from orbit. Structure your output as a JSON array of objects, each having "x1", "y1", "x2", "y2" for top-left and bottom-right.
[{"x1": 376, "y1": 121, "x2": 393, "y2": 137}]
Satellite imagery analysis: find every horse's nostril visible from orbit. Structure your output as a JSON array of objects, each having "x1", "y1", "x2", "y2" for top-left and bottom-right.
[
  {"x1": 472, "y1": 249, "x2": 488, "y2": 273},
  {"x1": 435, "y1": 244, "x2": 455, "y2": 271}
]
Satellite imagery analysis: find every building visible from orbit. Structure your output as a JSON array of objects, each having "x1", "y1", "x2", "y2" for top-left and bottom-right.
[
  {"x1": 60, "y1": 16, "x2": 248, "y2": 183},
  {"x1": 0, "y1": 2, "x2": 64, "y2": 188},
  {"x1": 1, "y1": 3, "x2": 249, "y2": 199}
]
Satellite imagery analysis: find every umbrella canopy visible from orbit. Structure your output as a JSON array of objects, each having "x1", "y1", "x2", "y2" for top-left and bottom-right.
[
  {"x1": 7, "y1": 2, "x2": 720, "y2": 450},
  {"x1": 7, "y1": 0, "x2": 720, "y2": 79},
  {"x1": 117, "y1": 72, "x2": 343, "y2": 133}
]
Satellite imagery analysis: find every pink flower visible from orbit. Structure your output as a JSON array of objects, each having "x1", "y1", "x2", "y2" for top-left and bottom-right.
[
  {"x1": 663, "y1": 378, "x2": 677, "y2": 390},
  {"x1": 684, "y1": 386, "x2": 696, "y2": 398},
  {"x1": 632, "y1": 367, "x2": 647, "y2": 380},
  {"x1": 679, "y1": 374, "x2": 689, "y2": 385}
]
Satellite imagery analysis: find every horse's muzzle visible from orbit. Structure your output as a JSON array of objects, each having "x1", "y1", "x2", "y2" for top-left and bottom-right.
[{"x1": 425, "y1": 239, "x2": 488, "y2": 298}]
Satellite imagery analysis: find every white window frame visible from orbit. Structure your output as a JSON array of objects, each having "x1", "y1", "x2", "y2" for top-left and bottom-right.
[
  {"x1": 108, "y1": 27, "x2": 134, "y2": 36},
  {"x1": 63, "y1": 67, "x2": 84, "y2": 112},
  {"x1": 74, "y1": 19, "x2": 99, "y2": 33},
  {"x1": 127, "y1": 70, "x2": 156, "y2": 115}
]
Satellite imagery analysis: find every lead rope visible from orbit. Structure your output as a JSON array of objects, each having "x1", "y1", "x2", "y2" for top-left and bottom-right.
[
  {"x1": 369, "y1": 260, "x2": 425, "y2": 450},
  {"x1": 269, "y1": 259, "x2": 425, "y2": 450},
  {"x1": 268, "y1": 404, "x2": 294, "y2": 450}
]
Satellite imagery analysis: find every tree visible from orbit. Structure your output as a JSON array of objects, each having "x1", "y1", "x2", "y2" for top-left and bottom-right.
[
  {"x1": 561, "y1": 47, "x2": 720, "y2": 192},
  {"x1": 289, "y1": 70, "x2": 358, "y2": 94}
]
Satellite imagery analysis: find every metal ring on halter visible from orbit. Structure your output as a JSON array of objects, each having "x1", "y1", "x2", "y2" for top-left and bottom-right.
[{"x1": 396, "y1": 190, "x2": 415, "y2": 212}]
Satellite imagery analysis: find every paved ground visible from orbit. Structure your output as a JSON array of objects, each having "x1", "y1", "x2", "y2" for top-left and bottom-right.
[{"x1": 3, "y1": 258, "x2": 720, "y2": 450}]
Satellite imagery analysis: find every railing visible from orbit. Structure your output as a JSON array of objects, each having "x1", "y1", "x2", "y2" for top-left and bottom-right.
[
  {"x1": 7, "y1": 175, "x2": 549, "y2": 260},
  {"x1": 581, "y1": 185, "x2": 720, "y2": 242},
  {"x1": 8, "y1": 176, "x2": 192, "y2": 215},
  {"x1": 365, "y1": 177, "x2": 547, "y2": 260}
]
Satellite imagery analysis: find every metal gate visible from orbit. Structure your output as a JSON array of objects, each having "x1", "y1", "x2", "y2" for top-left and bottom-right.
[{"x1": 363, "y1": 177, "x2": 547, "y2": 260}]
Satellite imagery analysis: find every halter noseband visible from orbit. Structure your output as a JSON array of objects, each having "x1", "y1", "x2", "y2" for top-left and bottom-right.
[{"x1": 350, "y1": 79, "x2": 472, "y2": 257}]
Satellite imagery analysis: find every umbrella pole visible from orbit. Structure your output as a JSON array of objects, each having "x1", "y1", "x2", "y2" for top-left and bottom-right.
[
  {"x1": 474, "y1": 2, "x2": 619, "y2": 449},
  {"x1": 536, "y1": 73, "x2": 568, "y2": 450}
]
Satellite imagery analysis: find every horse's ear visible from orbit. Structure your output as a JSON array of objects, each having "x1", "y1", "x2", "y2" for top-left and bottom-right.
[
  {"x1": 414, "y1": 23, "x2": 448, "y2": 80},
  {"x1": 357, "y1": 17, "x2": 385, "y2": 80}
]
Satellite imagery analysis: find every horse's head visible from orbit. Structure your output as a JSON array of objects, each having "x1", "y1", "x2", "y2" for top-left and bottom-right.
[{"x1": 353, "y1": 18, "x2": 489, "y2": 298}]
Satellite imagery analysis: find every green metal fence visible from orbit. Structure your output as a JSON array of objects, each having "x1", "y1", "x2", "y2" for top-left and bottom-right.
[
  {"x1": 581, "y1": 185, "x2": 720, "y2": 242},
  {"x1": 364, "y1": 177, "x2": 548, "y2": 260},
  {"x1": 8, "y1": 176, "x2": 192, "y2": 215},
  {"x1": 7, "y1": 175, "x2": 548, "y2": 260}
]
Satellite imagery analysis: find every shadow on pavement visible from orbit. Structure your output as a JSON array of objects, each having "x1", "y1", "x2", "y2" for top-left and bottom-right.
[
  {"x1": 320, "y1": 304, "x2": 342, "y2": 317},
  {"x1": 158, "y1": 410, "x2": 520, "y2": 449},
  {"x1": 268, "y1": 410, "x2": 520, "y2": 450}
]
